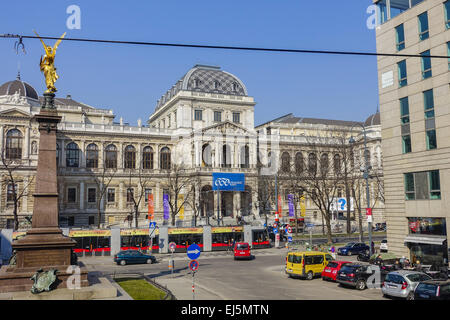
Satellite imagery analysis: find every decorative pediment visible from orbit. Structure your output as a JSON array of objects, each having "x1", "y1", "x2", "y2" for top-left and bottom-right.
[
  {"x1": 0, "y1": 107, "x2": 32, "y2": 118},
  {"x1": 200, "y1": 120, "x2": 255, "y2": 137}
]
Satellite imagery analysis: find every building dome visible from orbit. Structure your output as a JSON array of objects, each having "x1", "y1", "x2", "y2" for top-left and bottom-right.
[
  {"x1": 364, "y1": 112, "x2": 380, "y2": 127},
  {"x1": 155, "y1": 65, "x2": 248, "y2": 111},
  {"x1": 0, "y1": 75, "x2": 39, "y2": 100}
]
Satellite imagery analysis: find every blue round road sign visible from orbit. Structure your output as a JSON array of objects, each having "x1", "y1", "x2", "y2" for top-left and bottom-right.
[
  {"x1": 189, "y1": 260, "x2": 199, "y2": 272},
  {"x1": 187, "y1": 244, "x2": 201, "y2": 260}
]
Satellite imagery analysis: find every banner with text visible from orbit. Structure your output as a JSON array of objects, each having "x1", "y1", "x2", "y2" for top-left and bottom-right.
[{"x1": 212, "y1": 173, "x2": 245, "y2": 191}]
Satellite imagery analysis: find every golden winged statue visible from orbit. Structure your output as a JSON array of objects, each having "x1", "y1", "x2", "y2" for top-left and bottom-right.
[{"x1": 34, "y1": 30, "x2": 66, "y2": 94}]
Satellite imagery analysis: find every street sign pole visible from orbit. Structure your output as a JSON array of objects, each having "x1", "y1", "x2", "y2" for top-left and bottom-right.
[{"x1": 192, "y1": 271, "x2": 195, "y2": 300}]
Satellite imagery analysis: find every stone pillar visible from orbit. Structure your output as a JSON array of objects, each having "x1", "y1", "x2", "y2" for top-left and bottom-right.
[
  {"x1": 21, "y1": 176, "x2": 28, "y2": 213},
  {"x1": 234, "y1": 192, "x2": 241, "y2": 218},
  {"x1": 119, "y1": 182, "x2": 124, "y2": 210},
  {"x1": 79, "y1": 181, "x2": 85, "y2": 211},
  {"x1": 80, "y1": 141, "x2": 86, "y2": 168},
  {"x1": 111, "y1": 227, "x2": 121, "y2": 256},
  {"x1": 136, "y1": 143, "x2": 141, "y2": 170},
  {"x1": 159, "y1": 226, "x2": 169, "y2": 254},
  {"x1": 100, "y1": 182, "x2": 105, "y2": 211},
  {"x1": 60, "y1": 139, "x2": 66, "y2": 168},
  {"x1": 202, "y1": 225, "x2": 212, "y2": 252},
  {"x1": 244, "y1": 225, "x2": 252, "y2": 245},
  {"x1": 24, "y1": 127, "x2": 30, "y2": 159},
  {"x1": 0, "y1": 126, "x2": 3, "y2": 154},
  {"x1": 155, "y1": 182, "x2": 161, "y2": 213}
]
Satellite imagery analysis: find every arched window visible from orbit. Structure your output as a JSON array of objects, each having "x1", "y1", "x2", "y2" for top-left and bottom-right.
[
  {"x1": 202, "y1": 144, "x2": 212, "y2": 167},
  {"x1": 308, "y1": 153, "x2": 317, "y2": 175},
  {"x1": 66, "y1": 142, "x2": 80, "y2": 167},
  {"x1": 320, "y1": 153, "x2": 329, "y2": 173},
  {"x1": 142, "y1": 146, "x2": 154, "y2": 169},
  {"x1": 105, "y1": 144, "x2": 117, "y2": 169},
  {"x1": 6, "y1": 129, "x2": 22, "y2": 160},
  {"x1": 221, "y1": 144, "x2": 231, "y2": 168},
  {"x1": 333, "y1": 154, "x2": 341, "y2": 174},
  {"x1": 240, "y1": 145, "x2": 250, "y2": 169},
  {"x1": 160, "y1": 147, "x2": 171, "y2": 170},
  {"x1": 124, "y1": 145, "x2": 136, "y2": 169},
  {"x1": 281, "y1": 152, "x2": 291, "y2": 173},
  {"x1": 86, "y1": 143, "x2": 99, "y2": 168},
  {"x1": 295, "y1": 152, "x2": 304, "y2": 174}
]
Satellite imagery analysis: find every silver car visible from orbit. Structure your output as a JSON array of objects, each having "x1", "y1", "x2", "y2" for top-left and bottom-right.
[{"x1": 382, "y1": 270, "x2": 432, "y2": 300}]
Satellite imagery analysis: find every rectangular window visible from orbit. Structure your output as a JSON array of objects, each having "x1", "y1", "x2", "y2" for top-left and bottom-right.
[
  {"x1": 6, "y1": 183, "x2": 17, "y2": 202},
  {"x1": 127, "y1": 188, "x2": 134, "y2": 203},
  {"x1": 426, "y1": 129, "x2": 437, "y2": 150},
  {"x1": 398, "y1": 60, "x2": 407, "y2": 87},
  {"x1": 448, "y1": 42, "x2": 450, "y2": 70},
  {"x1": 408, "y1": 217, "x2": 446, "y2": 235},
  {"x1": 396, "y1": 24, "x2": 405, "y2": 51},
  {"x1": 421, "y1": 50, "x2": 432, "y2": 79},
  {"x1": 445, "y1": 1, "x2": 450, "y2": 29},
  {"x1": 402, "y1": 135, "x2": 412, "y2": 154},
  {"x1": 232, "y1": 112, "x2": 240, "y2": 124},
  {"x1": 107, "y1": 188, "x2": 115, "y2": 203},
  {"x1": 194, "y1": 109, "x2": 202, "y2": 121},
  {"x1": 68, "y1": 188, "x2": 76, "y2": 203},
  {"x1": 214, "y1": 111, "x2": 222, "y2": 122},
  {"x1": 144, "y1": 188, "x2": 152, "y2": 203},
  {"x1": 88, "y1": 216, "x2": 95, "y2": 225},
  {"x1": 88, "y1": 188, "x2": 96, "y2": 203},
  {"x1": 424, "y1": 89, "x2": 434, "y2": 119},
  {"x1": 404, "y1": 170, "x2": 441, "y2": 200},
  {"x1": 400, "y1": 97, "x2": 410, "y2": 124},
  {"x1": 418, "y1": 12, "x2": 429, "y2": 40}
]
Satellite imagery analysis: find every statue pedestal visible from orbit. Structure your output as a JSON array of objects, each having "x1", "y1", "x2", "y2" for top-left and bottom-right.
[{"x1": 0, "y1": 107, "x2": 89, "y2": 293}]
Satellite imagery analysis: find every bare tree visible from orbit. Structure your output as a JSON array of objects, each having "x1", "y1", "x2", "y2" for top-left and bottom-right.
[
  {"x1": 162, "y1": 163, "x2": 192, "y2": 226},
  {"x1": 124, "y1": 168, "x2": 149, "y2": 228},
  {"x1": 1, "y1": 151, "x2": 34, "y2": 231},
  {"x1": 187, "y1": 175, "x2": 202, "y2": 227},
  {"x1": 89, "y1": 166, "x2": 116, "y2": 228}
]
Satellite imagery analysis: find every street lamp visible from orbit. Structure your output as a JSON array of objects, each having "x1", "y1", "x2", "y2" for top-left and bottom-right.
[{"x1": 349, "y1": 123, "x2": 373, "y2": 256}]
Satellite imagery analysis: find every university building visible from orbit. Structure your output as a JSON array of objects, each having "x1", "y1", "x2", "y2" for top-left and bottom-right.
[
  {"x1": 374, "y1": 0, "x2": 450, "y2": 264},
  {"x1": 0, "y1": 64, "x2": 384, "y2": 231}
]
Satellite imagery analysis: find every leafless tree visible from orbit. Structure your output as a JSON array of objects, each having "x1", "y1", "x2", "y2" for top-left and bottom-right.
[
  {"x1": 88, "y1": 166, "x2": 117, "y2": 228},
  {"x1": 1, "y1": 150, "x2": 34, "y2": 231},
  {"x1": 124, "y1": 168, "x2": 150, "y2": 228},
  {"x1": 162, "y1": 163, "x2": 192, "y2": 226}
]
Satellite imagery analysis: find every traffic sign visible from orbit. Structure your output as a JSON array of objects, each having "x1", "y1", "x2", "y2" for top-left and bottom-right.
[
  {"x1": 288, "y1": 236, "x2": 292, "y2": 243},
  {"x1": 287, "y1": 227, "x2": 292, "y2": 233},
  {"x1": 169, "y1": 242, "x2": 176, "y2": 253},
  {"x1": 306, "y1": 223, "x2": 315, "y2": 228},
  {"x1": 273, "y1": 223, "x2": 277, "y2": 228},
  {"x1": 187, "y1": 244, "x2": 201, "y2": 260},
  {"x1": 189, "y1": 260, "x2": 199, "y2": 272},
  {"x1": 273, "y1": 227, "x2": 278, "y2": 234},
  {"x1": 149, "y1": 222, "x2": 157, "y2": 229}
]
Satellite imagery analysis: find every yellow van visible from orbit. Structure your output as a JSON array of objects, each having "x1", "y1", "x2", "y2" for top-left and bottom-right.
[{"x1": 285, "y1": 251, "x2": 335, "y2": 280}]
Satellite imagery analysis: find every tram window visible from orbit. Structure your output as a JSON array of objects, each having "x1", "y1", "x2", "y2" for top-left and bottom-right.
[
  {"x1": 74, "y1": 238, "x2": 83, "y2": 249},
  {"x1": 98, "y1": 236, "x2": 110, "y2": 248}
]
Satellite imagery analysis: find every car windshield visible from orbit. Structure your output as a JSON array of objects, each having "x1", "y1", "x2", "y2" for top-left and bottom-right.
[
  {"x1": 417, "y1": 283, "x2": 438, "y2": 294},
  {"x1": 406, "y1": 273, "x2": 432, "y2": 282},
  {"x1": 340, "y1": 265, "x2": 357, "y2": 273},
  {"x1": 382, "y1": 240, "x2": 387, "y2": 243},
  {"x1": 327, "y1": 262, "x2": 338, "y2": 268},
  {"x1": 237, "y1": 244, "x2": 249, "y2": 250},
  {"x1": 346, "y1": 243, "x2": 356, "y2": 247}
]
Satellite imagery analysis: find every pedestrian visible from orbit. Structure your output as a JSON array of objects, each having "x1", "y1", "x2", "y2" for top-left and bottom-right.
[
  {"x1": 415, "y1": 260, "x2": 422, "y2": 272},
  {"x1": 394, "y1": 259, "x2": 401, "y2": 270},
  {"x1": 371, "y1": 241, "x2": 375, "y2": 254},
  {"x1": 440, "y1": 264, "x2": 448, "y2": 280}
]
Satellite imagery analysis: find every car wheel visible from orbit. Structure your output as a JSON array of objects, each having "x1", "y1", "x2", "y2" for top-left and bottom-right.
[
  {"x1": 146, "y1": 259, "x2": 152, "y2": 264},
  {"x1": 406, "y1": 292, "x2": 414, "y2": 300},
  {"x1": 347, "y1": 251, "x2": 352, "y2": 256},
  {"x1": 120, "y1": 260, "x2": 126, "y2": 266},
  {"x1": 306, "y1": 271, "x2": 314, "y2": 280},
  {"x1": 356, "y1": 279, "x2": 366, "y2": 290}
]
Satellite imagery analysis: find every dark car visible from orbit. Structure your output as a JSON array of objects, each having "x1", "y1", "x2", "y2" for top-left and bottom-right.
[
  {"x1": 114, "y1": 250, "x2": 157, "y2": 266},
  {"x1": 336, "y1": 263, "x2": 375, "y2": 290},
  {"x1": 414, "y1": 280, "x2": 450, "y2": 300},
  {"x1": 338, "y1": 242, "x2": 370, "y2": 256}
]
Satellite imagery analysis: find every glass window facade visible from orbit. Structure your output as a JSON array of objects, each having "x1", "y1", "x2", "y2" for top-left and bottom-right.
[
  {"x1": 408, "y1": 217, "x2": 446, "y2": 236},
  {"x1": 404, "y1": 170, "x2": 441, "y2": 200},
  {"x1": 396, "y1": 24, "x2": 405, "y2": 51},
  {"x1": 445, "y1": 0, "x2": 450, "y2": 29},
  {"x1": 418, "y1": 12, "x2": 429, "y2": 41},
  {"x1": 421, "y1": 50, "x2": 432, "y2": 79},
  {"x1": 398, "y1": 60, "x2": 407, "y2": 87},
  {"x1": 194, "y1": 109, "x2": 202, "y2": 121},
  {"x1": 214, "y1": 111, "x2": 222, "y2": 122}
]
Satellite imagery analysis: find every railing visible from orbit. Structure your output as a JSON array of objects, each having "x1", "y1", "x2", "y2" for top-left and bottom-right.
[{"x1": 58, "y1": 122, "x2": 174, "y2": 135}]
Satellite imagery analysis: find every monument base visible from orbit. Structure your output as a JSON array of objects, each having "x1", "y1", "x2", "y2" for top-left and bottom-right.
[{"x1": 0, "y1": 273, "x2": 116, "y2": 300}]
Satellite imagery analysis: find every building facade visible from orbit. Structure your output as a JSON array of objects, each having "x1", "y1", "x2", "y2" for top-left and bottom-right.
[
  {"x1": 0, "y1": 64, "x2": 383, "y2": 231},
  {"x1": 374, "y1": 0, "x2": 449, "y2": 264}
]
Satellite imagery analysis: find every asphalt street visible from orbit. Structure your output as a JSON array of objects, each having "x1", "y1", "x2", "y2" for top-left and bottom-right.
[{"x1": 81, "y1": 247, "x2": 388, "y2": 300}]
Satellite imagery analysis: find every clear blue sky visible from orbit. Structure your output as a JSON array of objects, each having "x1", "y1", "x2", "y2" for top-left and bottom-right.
[{"x1": 0, "y1": 0, "x2": 378, "y2": 126}]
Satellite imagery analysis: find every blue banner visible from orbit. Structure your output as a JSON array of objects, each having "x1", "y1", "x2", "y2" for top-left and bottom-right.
[
  {"x1": 288, "y1": 194, "x2": 294, "y2": 217},
  {"x1": 163, "y1": 194, "x2": 170, "y2": 220},
  {"x1": 212, "y1": 173, "x2": 245, "y2": 191}
]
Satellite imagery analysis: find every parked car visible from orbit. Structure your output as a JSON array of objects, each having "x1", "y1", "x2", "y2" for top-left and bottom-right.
[
  {"x1": 357, "y1": 250, "x2": 370, "y2": 262},
  {"x1": 414, "y1": 280, "x2": 450, "y2": 300},
  {"x1": 286, "y1": 251, "x2": 335, "y2": 280},
  {"x1": 234, "y1": 242, "x2": 252, "y2": 260},
  {"x1": 382, "y1": 270, "x2": 432, "y2": 300},
  {"x1": 114, "y1": 250, "x2": 157, "y2": 266},
  {"x1": 321, "y1": 260, "x2": 351, "y2": 282},
  {"x1": 336, "y1": 263, "x2": 373, "y2": 290},
  {"x1": 380, "y1": 239, "x2": 388, "y2": 252},
  {"x1": 337, "y1": 243, "x2": 370, "y2": 256}
]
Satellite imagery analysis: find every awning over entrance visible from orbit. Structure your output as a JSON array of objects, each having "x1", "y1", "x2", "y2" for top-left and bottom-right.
[{"x1": 404, "y1": 235, "x2": 447, "y2": 246}]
